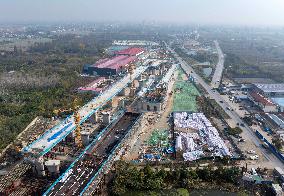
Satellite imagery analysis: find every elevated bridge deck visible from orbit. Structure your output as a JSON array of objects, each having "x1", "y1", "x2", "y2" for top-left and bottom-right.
[
  {"x1": 44, "y1": 112, "x2": 141, "y2": 196},
  {"x1": 23, "y1": 66, "x2": 147, "y2": 157}
]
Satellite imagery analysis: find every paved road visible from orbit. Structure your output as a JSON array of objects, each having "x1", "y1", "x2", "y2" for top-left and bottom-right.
[
  {"x1": 211, "y1": 40, "x2": 225, "y2": 89},
  {"x1": 46, "y1": 113, "x2": 140, "y2": 196},
  {"x1": 168, "y1": 45, "x2": 284, "y2": 169}
]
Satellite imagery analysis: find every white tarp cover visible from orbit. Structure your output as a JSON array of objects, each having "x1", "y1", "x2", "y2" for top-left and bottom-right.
[{"x1": 175, "y1": 112, "x2": 231, "y2": 161}]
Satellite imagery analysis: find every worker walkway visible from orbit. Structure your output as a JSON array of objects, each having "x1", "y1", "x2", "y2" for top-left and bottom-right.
[{"x1": 23, "y1": 66, "x2": 147, "y2": 157}]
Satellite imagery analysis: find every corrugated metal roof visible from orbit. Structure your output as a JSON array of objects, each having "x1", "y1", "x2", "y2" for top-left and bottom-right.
[
  {"x1": 249, "y1": 91, "x2": 275, "y2": 106},
  {"x1": 91, "y1": 55, "x2": 137, "y2": 71},
  {"x1": 95, "y1": 55, "x2": 128, "y2": 68},
  {"x1": 255, "y1": 83, "x2": 284, "y2": 93},
  {"x1": 115, "y1": 47, "x2": 144, "y2": 56}
]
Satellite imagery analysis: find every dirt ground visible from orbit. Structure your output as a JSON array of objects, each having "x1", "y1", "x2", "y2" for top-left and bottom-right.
[
  {"x1": 124, "y1": 70, "x2": 275, "y2": 168},
  {"x1": 123, "y1": 71, "x2": 178, "y2": 161}
]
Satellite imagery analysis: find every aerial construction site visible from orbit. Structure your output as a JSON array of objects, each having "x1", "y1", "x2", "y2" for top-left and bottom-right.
[
  {"x1": 0, "y1": 40, "x2": 187, "y2": 195},
  {"x1": 1, "y1": 36, "x2": 284, "y2": 196}
]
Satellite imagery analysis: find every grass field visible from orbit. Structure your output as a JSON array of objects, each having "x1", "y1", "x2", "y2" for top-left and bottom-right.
[{"x1": 172, "y1": 70, "x2": 200, "y2": 112}]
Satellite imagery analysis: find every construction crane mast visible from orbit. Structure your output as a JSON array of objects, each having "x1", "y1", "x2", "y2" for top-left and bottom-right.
[{"x1": 73, "y1": 99, "x2": 83, "y2": 148}]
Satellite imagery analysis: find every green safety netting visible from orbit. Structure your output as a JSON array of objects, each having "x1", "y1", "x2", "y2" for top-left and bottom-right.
[
  {"x1": 177, "y1": 70, "x2": 184, "y2": 80},
  {"x1": 172, "y1": 80, "x2": 200, "y2": 112},
  {"x1": 147, "y1": 129, "x2": 169, "y2": 147}
]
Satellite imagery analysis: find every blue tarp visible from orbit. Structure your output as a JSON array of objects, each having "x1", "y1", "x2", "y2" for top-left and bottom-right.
[
  {"x1": 144, "y1": 154, "x2": 154, "y2": 159},
  {"x1": 165, "y1": 146, "x2": 175, "y2": 154},
  {"x1": 47, "y1": 123, "x2": 72, "y2": 142},
  {"x1": 154, "y1": 155, "x2": 161, "y2": 159}
]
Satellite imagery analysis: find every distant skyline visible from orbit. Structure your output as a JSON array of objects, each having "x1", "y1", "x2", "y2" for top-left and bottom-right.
[{"x1": 1, "y1": 0, "x2": 284, "y2": 26}]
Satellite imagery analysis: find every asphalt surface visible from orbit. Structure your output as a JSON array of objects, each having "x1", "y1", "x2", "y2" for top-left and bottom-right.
[
  {"x1": 47, "y1": 112, "x2": 140, "y2": 196},
  {"x1": 168, "y1": 44, "x2": 284, "y2": 169},
  {"x1": 211, "y1": 40, "x2": 225, "y2": 89}
]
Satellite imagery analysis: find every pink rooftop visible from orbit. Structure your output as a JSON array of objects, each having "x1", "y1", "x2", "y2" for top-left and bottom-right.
[
  {"x1": 115, "y1": 47, "x2": 145, "y2": 56},
  {"x1": 91, "y1": 55, "x2": 137, "y2": 71}
]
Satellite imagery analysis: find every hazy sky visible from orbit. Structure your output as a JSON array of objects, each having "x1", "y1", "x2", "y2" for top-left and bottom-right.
[{"x1": 1, "y1": 0, "x2": 284, "y2": 26}]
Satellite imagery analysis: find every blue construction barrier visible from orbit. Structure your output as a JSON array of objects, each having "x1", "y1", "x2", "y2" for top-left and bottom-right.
[
  {"x1": 255, "y1": 130, "x2": 264, "y2": 140},
  {"x1": 255, "y1": 130, "x2": 284, "y2": 163},
  {"x1": 263, "y1": 126, "x2": 273, "y2": 134},
  {"x1": 22, "y1": 115, "x2": 72, "y2": 153}
]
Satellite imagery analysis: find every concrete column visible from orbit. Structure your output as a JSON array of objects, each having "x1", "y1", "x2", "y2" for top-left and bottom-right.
[
  {"x1": 102, "y1": 112, "x2": 110, "y2": 125},
  {"x1": 45, "y1": 160, "x2": 60, "y2": 175},
  {"x1": 34, "y1": 157, "x2": 46, "y2": 176},
  {"x1": 93, "y1": 111, "x2": 98, "y2": 123},
  {"x1": 120, "y1": 87, "x2": 130, "y2": 96},
  {"x1": 81, "y1": 131, "x2": 90, "y2": 146},
  {"x1": 112, "y1": 97, "x2": 119, "y2": 108},
  {"x1": 133, "y1": 80, "x2": 140, "y2": 88},
  {"x1": 129, "y1": 88, "x2": 136, "y2": 98}
]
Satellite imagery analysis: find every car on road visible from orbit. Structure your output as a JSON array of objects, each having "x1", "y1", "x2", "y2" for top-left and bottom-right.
[
  {"x1": 250, "y1": 155, "x2": 259, "y2": 160},
  {"x1": 262, "y1": 143, "x2": 269, "y2": 149},
  {"x1": 247, "y1": 150, "x2": 256, "y2": 154},
  {"x1": 219, "y1": 100, "x2": 223, "y2": 103}
]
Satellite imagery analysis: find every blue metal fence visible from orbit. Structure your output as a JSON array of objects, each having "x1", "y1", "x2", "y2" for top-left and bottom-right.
[
  {"x1": 255, "y1": 130, "x2": 264, "y2": 140},
  {"x1": 255, "y1": 130, "x2": 284, "y2": 163}
]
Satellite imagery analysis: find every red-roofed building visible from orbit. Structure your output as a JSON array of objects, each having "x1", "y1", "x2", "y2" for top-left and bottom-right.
[
  {"x1": 84, "y1": 55, "x2": 137, "y2": 76},
  {"x1": 248, "y1": 91, "x2": 278, "y2": 112},
  {"x1": 115, "y1": 47, "x2": 145, "y2": 56},
  {"x1": 77, "y1": 77, "x2": 106, "y2": 94}
]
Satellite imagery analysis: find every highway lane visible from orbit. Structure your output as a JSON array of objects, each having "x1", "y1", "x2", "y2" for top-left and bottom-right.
[
  {"x1": 46, "y1": 113, "x2": 140, "y2": 196},
  {"x1": 168, "y1": 45, "x2": 284, "y2": 168},
  {"x1": 211, "y1": 40, "x2": 225, "y2": 89}
]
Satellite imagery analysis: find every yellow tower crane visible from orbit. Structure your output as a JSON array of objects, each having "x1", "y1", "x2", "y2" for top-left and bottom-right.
[{"x1": 73, "y1": 98, "x2": 83, "y2": 148}]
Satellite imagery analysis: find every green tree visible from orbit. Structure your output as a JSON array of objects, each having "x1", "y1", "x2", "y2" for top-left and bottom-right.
[{"x1": 272, "y1": 138, "x2": 282, "y2": 151}]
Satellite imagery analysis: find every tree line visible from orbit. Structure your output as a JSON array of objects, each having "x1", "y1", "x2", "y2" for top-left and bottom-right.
[{"x1": 110, "y1": 161, "x2": 241, "y2": 195}]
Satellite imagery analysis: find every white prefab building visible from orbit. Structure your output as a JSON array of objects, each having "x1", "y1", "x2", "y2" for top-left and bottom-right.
[{"x1": 254, "y1": 83, "x2": 284, "y2": 97}]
